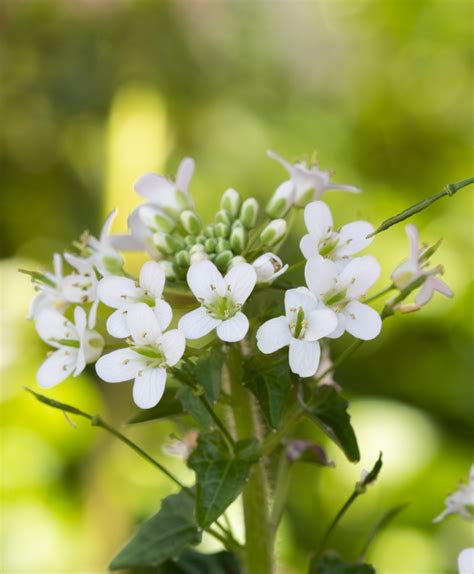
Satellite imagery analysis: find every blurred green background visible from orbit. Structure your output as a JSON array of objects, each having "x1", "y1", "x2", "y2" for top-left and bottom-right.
[{"x1": 1, "y1": 1, "x2": 472, "y2": 573}]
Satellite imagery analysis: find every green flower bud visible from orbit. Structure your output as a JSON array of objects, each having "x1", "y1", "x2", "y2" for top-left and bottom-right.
[
  {"x1": 240, "y1": 197, "x2": 259, "y2": 229},
  {"x1": 204, "y1": 224, "x2": 216, "y2": 238},
  {"x1": 228, "y1": 255, "x2": 247, "y2": 269},
  {"x1": 260, "y1": 219, "x2": 287, "y2": 247},
  {"x1": 214, "y1": 250, "x2": 233, "y2": 271},
  {"x1": 140, "y1": 206, "x2": 176, "y2": 233},
  {"x1": 153, "y1": 232, "x2": 184, "y2": 255},
  {"x1": 220, "y1": 188, "x2": 242, "y2": 219},
  {"x1": 205, "y1": 238, "x2": 217, "y2": 253},
  {"x1": 215, "y1": 222, "x2": 230, "y2": 238},
  {"x1": 175, "y1": 249, "x2": 190, "y2": 267},
  {"x1": 190, "y1": 243, "x2": 206, "y2": 255},
  {"x1": 231, "y1": 219, "x2": 245, "y2": 231},
  {"x1": 196, "y1": 234, "x2": 207, "y2": 245},
  {"x1": 216, "y1": 238, "x2": 231, "y2": 253},
  {"x1": 266, "y1": 182, "x2": 294, "y2": 218},
  {"x1": 230, "y1": 226, "x2": 248, "y2": 254},
  {"x1": 185, "y1": 234, "x2": 197, "y2": 247},
  {"x1": 157, "y1": 260, "x2": 176, "y2": 279},
  {"x1": 180, "y1": 209, "x2": 202, "y2": 235},
  {"x1": 215, "y1": 209, "x2": 232, "y2": 226}
]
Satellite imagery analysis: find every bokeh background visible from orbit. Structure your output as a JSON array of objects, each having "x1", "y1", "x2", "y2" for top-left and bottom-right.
[{"x1": 1, "y1": 1, "x2": 473, "y2": 573}]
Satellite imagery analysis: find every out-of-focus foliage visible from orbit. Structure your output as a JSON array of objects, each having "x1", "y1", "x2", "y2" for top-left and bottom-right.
[{"x1": 1, "y1": 1, "x2": 472, "y2": 573}]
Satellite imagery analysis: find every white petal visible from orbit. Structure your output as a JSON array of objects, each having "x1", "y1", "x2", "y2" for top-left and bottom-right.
[
  {"x1": 53, "y1": 253, "x2": 63, "y2": 279},
  {"x1": 303, "y1": 201, "x2": 333, "y2": 241},
  {"x1": 37, "y1": 348, "x2": 77, "y2": 388},
  {"x1": 95, "y1": 349, "x2": 143, "y2": 382},
  {"x1": 134, "y1": 173, "x2": 174, "y2": 201},
  {"x1": 154, "y1": 299, "x2": 173, "y2": 331},
  {"x1": 343, "y1": 301, "x2": 382, "y2": 340},
  {"x1": 305, "y1": 257, "x2": 339, "y2": 298},
  {"x1": 100, "y1": 208, "x2": 118, "y2": 242},
  {"x1": 267, "y1": 149, "x2": 292, "y2": 174},
  {"x1": 110, "y1": 232, "x2": 145, "y2": 252},
  {"x1": 334, "y1": 221, "x2": 374, "y2": 257},
  {"x1": 107, "y1": 308, "x2": 131, "y2": 338},
  {"x1": 458, "y1": 548, "x2": 474, "y2": 574},
  {"x1": 187, "y1": 261, "x2": 225, "y2": 302},
  {"x1": 326, "y1": 313, "x2": 346, "y2": 339},
  {"x1": 73, "y1": 306, "x2": 87, "y2": 336},
  {"x1": 406, "y1": 224, "x2": 420, "y2": 262},
  {"x1": 337, "y1": 256, "x2": 380, "y2": 299},
  {"x1": 175, "y1": 157, "x2": 195, "y2": 193},
  {"x1": 288, "y1": 339, "x2": 321, "y2": 378},
  {"x1": 127, "y1": 303, "x2": 162, "y2": 345},
  {"x1": 300, "y1": 234, "x2": 320, "y2": 260},
  {"x1": 414, "y1": 280, "x2": 434, "y2": 307},
  {"x1": 139, "y1": 261, "x2": 166, "y2": 298},
  {"x1": 61, "y1": 272, "x2": 96, "y2": 304},
  {"x1": 285, "y1": 287, "x2": 318, "y2": 321},
  {"x1": 216, "y1": 312, "x2": 249, "y2": 342},
  {"x1": 178, "y1": 307, "x2": 220, "y2": 340},
  {"x1": 98, "y1": 276, "x2": 142, "y2": 308},
  {"x1": 35, "y1": 309, "x2": 76, "y2": 347},
  {"x1": 323, "y1": 183, "x2": 361, "y2": 194},
  {"x1": 224, "y1": 263, "x2": 257, "y2": 305},
  {"x1": 133, "y1": 368, "x2": 167, "y2": 409},
  {"x1": 160, "y1": 329, "x2": 186, "y2": 366},
  {"x1": 256, "y1": 316, "x2": 291, "y2": 353},
  {"x1": 304, "y1": 308, "x2": 339, "y2": 341}
]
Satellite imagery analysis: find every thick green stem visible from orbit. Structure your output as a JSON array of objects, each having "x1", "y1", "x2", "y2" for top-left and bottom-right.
[{"x1": 227, "y1": 347, "x2": 274, "y2": 574}]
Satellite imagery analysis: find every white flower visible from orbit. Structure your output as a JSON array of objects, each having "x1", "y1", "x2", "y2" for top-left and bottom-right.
[
  {"x1": 391, "y1": 224, "x2": 453, "y2": 307},
  {"x1": 434, "y1": 465, "x2": 474, "y2": 523},
  {"x1": 256, "y1": 287, "x2": 338, "y2": 377},
  {"x1": 98, "y1": 261, "x2": 172, "y2": 339},
  {"x1": 300, "y1": 201, "x2": 374, "y2": 261},
  {"x1": 458, "y1": 548, "x2": 474, "y2": 574},
  {"x1": 96, "y1": 303, "x2": 185, "y2": 409},
  {"x1": 305, "y1": 255, "x2": 382, "y2": 340},
  {"x1": 178, "y1": 260, "x2": 256, "y2": 343},
  {"x1": 28, "y1": 253, "x2": 98, "y2": 321},
  {"x1": 35, "y1": 307, "x2": 104, "y2": 388},
  {"x1": 252, "y1": 253, "x2": 288, "y2": 284},
  {"x1": 267, "y1": 150, "x2": 360, "y2": 207}
]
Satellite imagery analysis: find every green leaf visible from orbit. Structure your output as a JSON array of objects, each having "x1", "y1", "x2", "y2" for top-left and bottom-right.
[
  {"x1": 176, "y1": 386, "x2": 213, "y2": 428},
  {"x1": 109, "y1": 490, "x2": 201, "y2": 570},
  {"x1": 129, "y1": 549, "x2": 240, "y2": 573},
  {"x1": 306, "y1": 388, "x2": 360, "y2": 462},
  {"x1": 128, "y1": 388, "x2": 184, "y2": 425},
  {"x1": 188, "y1": 430, "x2": 259, "y2": 528},
  {"x1": 310, "y1": 551, "x2": 375, "y2": 574},
  {"x1": 174, "y1": 346, "x2": 226, "y2": 403},
  {"x1": 243, "y1": 355, "x2": 290, "y2": 429}
]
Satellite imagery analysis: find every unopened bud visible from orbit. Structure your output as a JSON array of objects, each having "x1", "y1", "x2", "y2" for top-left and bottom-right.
[
  {"x1": 156, "y1": 260, "x2": 176, "y2": 279},
  {"x1": 204, "y1": 224, "x2": 216, "y2": 238},
  {"x1": 260, "y1": 219, "x2": 287, "y2": 247},
  {"x1": 252, "y1": 252, "x2": 288, "y2": 283},
  {"x1": 220, "y1": 188, "x2": 242, "y2": 219},
  {"x1": 190, "y1": 250, "x2": 209, "y2": 264},
  {"x1": 175, "y1": 250, "x2": 190, "y2": 268},
  {"x1": 139, "y1": 206, "x2": 175, "y2": 233},
  {"x1": 153, "y1": 232, "x2": 184, "y2": 255},
  {"x1": 231, "y1": 219, "x2": 245, "y2": 231},
  {"x1": 230, "y1": 226, "x2": 247, "y2": 254},
  {"x1": 185, "y1": 235, "x2": 197, "y2": 247},
  {"x1": 266, "y1": 181, "x2": 294, "y2": 218},
  {"x1": 180, "y1": 210, "x2": 202, "y2": 235},
  {"x1": 214, "y1": 250, "x2": 233, "y2": 271},
  {"x1": 205, "y1": 238, "x2": 217, "y2": 253},
  {"x1": 215, "y1": 209, "x2": 232, "y2": 226},
  {"x1": 216, "y1": 238, "x2": 231, "y2": 253},
  {"x1": 240, "y1": 198, "x2": 259, "y2": 229},
  {"x1": 228, "y1": 255, "x2": 247, "y2": 269},
  {"x1": 195, "y1": 235, "x2": 207, "y2": 245},
  {"x1": 215, "y1": 222, "x2": 230, "y2": 238}
]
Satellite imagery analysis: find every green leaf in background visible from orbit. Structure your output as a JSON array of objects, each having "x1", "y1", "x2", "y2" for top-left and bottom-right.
[
  {"x1": 306, "y1": 388, "x2": 360, "y2": 462},
  {"x1": 136, "y1": 549, "x2": 240, "y2": 574},
  {"x1": 128, "y1": 387, "x2": 184, "y2": 425},
  {"x1": 176, "y1": 386, "x2": 214, "y2": 428},
  {"x1": 175, "y1": 346, "x2": 226, "y2": 403},
  {"x1": 109, "y1": 490, "x2": 201, "y2": 570},
  {"x1": 188, "y1": 430, "x2": 259, "y2": 528},
  {"x1": 243, "y1": 355, "x2": 290, "y2": 429},
  {"x1": 309, "y1": 551, "x2": 375, "y2": 574}
]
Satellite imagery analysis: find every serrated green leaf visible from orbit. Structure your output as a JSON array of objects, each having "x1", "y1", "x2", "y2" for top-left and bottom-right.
[
  {"x1": 310, "y1": 551, "x2": 375, "y2": 574},
  {"x1": 306, "y1": 388, "x2": 360, "y2": 462},
  {"x1": 174, "y1": 346, "x2": 226, "y2": 403},
  {"x1": 243, "y1": 356, "x2": 290, "y2": 429},
  {"x1": 128, "y1": 388, "x2": 184, "y2": 425},
  {"x1": 109, "y1": 490, "x2": 201, "y2": 570},
  {"x1": 188, "y1": 431, "x2": 259, "y2": 528},
  {"x1": 133, "y1": 549, "x2": 241, "y2": 574},
  {"x1": 176, "y1": 386, "x2": 213, "y2": 428}
]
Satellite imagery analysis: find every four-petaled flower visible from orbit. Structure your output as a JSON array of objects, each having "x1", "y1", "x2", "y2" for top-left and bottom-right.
[
  {"x1": 178, "y1": 261, "x2": 257, "y2": 343},
  {"x1": 305, "y1": 256, "x2": 382, "y2": 340},
  {"x1": 96, "y1": 303, "x2": 185, "y2": 409},
  {"x1": 268, "y1": 150, "x2": 360, "y2": 207},
  {"x1": 391, "y1": 224, "x2": 453, "y2": 307},
  {"x1": 257, "y1": 287, "x2": 338, "y2": 377},
  {"x1": 252, "y1": 252, "x2": 288, "y2": 284},
  {"x1": 98, "y1": 261, "x2": 172, "y2": 338},
  {"x1": 433, "y1": 464, "x2": 474, "y2": 523},
  {"x1": 300, "y1": 201, "x2": 374, "y2": 261},
  {"x1": 35, "y1": 307, "x2": 104, "y2": 388}
]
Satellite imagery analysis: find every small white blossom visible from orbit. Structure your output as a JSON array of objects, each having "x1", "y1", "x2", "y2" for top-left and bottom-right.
[
  {"x1": 96, "y1": 303, "x2": 185, "y2": 409},
  {"x1": 267, "y1": 150, "x2": 360, "y2": 207},
  {"x1": 434, "y1": 465, "x2": 474, "y2": 523},
  {"x1": 98, "y1": 261, "x2": 172, "y2": 339},
  {"x1": 178, "y1": 260, "x2": 256, "y2": 343},
  {"x1": 252, "y1": 253, "x2": 288, "y2": 284},
  {"x1": 458, "y1": 548, "x2": 474, "y2": 574},
  {"x1": 35, "y1": 307, "x2": 104, "y2": 388},
  {"x1": 257, "y1": 287, "x2": 338, "y2": 377},
  {"x1": 305, "y1": 256, "x2": 382, "y2": 340},
  {"x1": 392, "y1": 224, "x2": 453, "y2": 307},
  {"x1": 300, "y1": 201, "x2": 373, "y2": 261}
]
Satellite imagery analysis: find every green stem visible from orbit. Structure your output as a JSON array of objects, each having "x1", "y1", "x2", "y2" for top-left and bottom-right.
[
  {"x1": 368, "y1": 176, "x2": 473, "y2": 237},
  {"x1": 364, "y1": 284, "x2": 395, "y2": 304},
  {"x1": 198, "y1": 394, "x2": 237, "y2": 451},
  {"x1": 227, "y1": 348, "x2": 274, "y2": 574},
  {"x1": 270, "y1": 447, "x2": 290, "y2": 541}
]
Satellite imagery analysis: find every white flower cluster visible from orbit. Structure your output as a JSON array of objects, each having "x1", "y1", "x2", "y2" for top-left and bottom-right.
[{"x1": 26, "y1": 151, "x2": 450, "y2": 409}]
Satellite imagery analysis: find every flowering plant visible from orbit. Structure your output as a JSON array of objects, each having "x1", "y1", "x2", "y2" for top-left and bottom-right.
[{"x1": 23, "y1": 152, "x2": 471, "y2": 573}]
